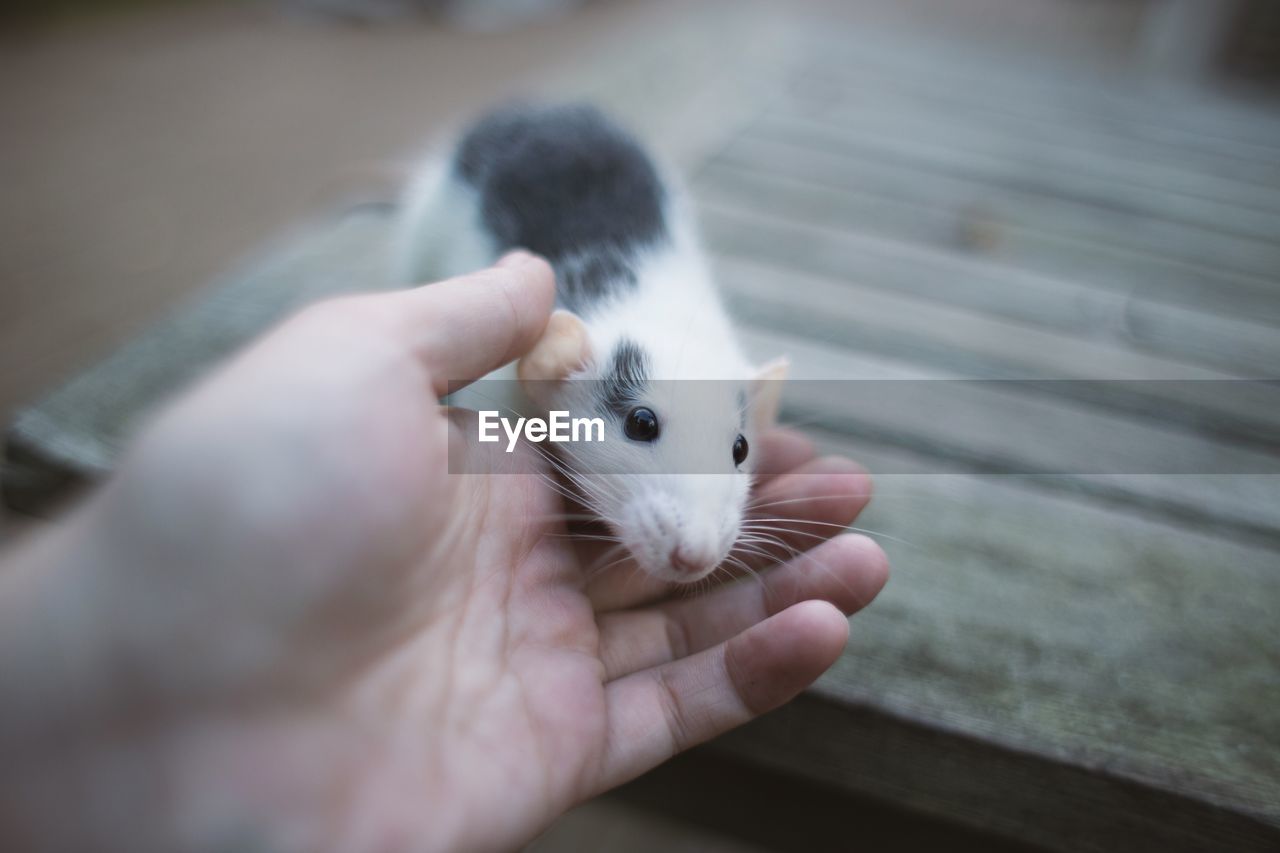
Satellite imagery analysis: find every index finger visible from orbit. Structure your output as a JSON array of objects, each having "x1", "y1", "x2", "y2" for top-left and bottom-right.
[{"x1": 391, "y1": 251, "x2": 556, "y2": 396}]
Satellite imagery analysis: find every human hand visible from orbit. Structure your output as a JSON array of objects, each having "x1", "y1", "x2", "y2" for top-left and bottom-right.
[{"x1": 0, "y1": 253, "x2": 888, "y2": 852}]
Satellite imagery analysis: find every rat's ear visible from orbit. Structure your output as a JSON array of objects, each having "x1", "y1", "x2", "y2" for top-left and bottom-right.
[
  {"x1": 518, "y1": 310, "x2": 593, "y2": 400},
  {"x1": 749, "y1": 356, "x2": 789, "y2": 433}
]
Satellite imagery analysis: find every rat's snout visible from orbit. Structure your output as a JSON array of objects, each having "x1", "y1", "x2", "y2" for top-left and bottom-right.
[
  {"x1": 669, "y1": 542, "x2": 720, "y2": 577},
  {"x1": 666, "y1": 515, "x2": 736, "y2": 578},
  {"x1": 620, "y1": 480, "x2": 746, "y2": 583}
]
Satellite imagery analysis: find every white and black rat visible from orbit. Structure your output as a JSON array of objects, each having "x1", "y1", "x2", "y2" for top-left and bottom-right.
[{"x1": 395, "y1": 102, "x2": 787, "y2": 583}]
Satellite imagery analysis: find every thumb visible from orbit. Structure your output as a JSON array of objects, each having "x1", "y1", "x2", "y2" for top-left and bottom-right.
[{"x1": 391, "y1": 251, "x2": 556, "y2": 396}]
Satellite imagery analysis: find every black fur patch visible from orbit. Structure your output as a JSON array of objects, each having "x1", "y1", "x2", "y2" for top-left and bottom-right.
[
  {"x1": 601, "y1": 338, "x2": 651, "y2": 417},
  {"x1": 454, "y1": 102, "x2": 667, "y2": 309},
  {"x1": 556, "y1": 248, "x2": 638, "y2": 314}
]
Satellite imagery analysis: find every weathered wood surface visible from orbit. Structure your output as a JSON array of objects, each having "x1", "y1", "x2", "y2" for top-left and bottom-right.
[
  {"x1": 787, "y1": 66, "x2": 1280, "y2": 187},
  {"x1": 698, "y1": 29, "x2": 1280, "y2": 849},
  {"x1": 798, "y1": 43, "x2": 1280, "y2": 165},
  {"x1": 737, "y1": 327, "x2": 1280, "y2": 545},
  {"x1": 603, "y1": 749, "x2": 1042, "y2": 853},
  {"x1": 703, "y1": 140, "x2": 1280, "y2": 323},
  {"x1": 734, "y1": 122, "x2": 1280, "y2": 279},
  {"x1": 698, "y1": 200, "x2": 1280, "y2": 376},
  {"x1": 727, "y1": 426, "x2": 1280, "y2": 842},
  {"x1": 5, "y1": 14, "x2": 1280, "y2": 852},
  {"x1": 773, "y1": 95, "x2": 1280, "y2": 229},
  {"x1": 717, "y1": 256, "x2": 1280, "y2": 445},
  {"x1": 742, "y1": 461, "x2": 1280, "y2": 850}
]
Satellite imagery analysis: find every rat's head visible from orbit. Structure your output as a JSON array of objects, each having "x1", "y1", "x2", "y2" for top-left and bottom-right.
[{"x1": 519, "y1": 310, "x2": 787, "y2": 583}]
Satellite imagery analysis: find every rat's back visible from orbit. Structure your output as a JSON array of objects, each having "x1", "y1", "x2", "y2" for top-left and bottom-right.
[
  {"x1": 395, "y1": 103, "x2": 676, "y2": 315},
  {"x1": 455, "y1": 103, "x2": 668, "y2": 262}
]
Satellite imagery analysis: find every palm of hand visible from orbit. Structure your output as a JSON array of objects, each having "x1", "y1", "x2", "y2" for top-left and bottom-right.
[
  {"x1": 318, "y1": 409, "x2": 884, "y2": 853},
  {"x1": 76, "y1": 259, "x2": 885, "y2": 853}
]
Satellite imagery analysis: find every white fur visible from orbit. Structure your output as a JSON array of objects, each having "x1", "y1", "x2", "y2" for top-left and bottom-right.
[{"x1": 394, "y1": 160, "x2": 497, "y2": 286}]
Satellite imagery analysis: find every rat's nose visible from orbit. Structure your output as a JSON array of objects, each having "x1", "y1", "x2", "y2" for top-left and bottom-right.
[{"x1": 669, "y1": 545, "x2": 716, "y2": 576}]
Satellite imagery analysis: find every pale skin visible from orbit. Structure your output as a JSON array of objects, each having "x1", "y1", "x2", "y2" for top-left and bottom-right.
[{"x1": 0, "y1": 252, "x2": 888, "y2": 853}]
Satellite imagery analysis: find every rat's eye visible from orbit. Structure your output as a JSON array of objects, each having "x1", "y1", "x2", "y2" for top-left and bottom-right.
[
  {"x1": 733, "y1": 434, "x2": 749, "y2": 466},
  {"x1": 624, "y1": 407, "x2": 660, "y2": 442}
]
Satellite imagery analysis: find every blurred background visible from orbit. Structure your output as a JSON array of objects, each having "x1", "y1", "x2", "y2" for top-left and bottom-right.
[
  {"x1": 3, "y1": 0, "x2": 1278, "y2": 438},
  {"x1": 3, "y1": 1, "x2": 1279, "y2": 850}
]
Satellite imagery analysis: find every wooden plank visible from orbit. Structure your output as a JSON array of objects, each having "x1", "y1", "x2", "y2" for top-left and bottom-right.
[
  {"x1": 716, "y1": 693, "x2": 1280, "y2": 853},
  {"x1": 697, "y1": 156, "x2": 1280, "y2": 329},
  {"x1": 759, "y1": 108, "x2": 1280, "y2": 243},
  {"x1": 788, "y1": 72, "x2": 1280, "y2": 204},
  {"x1": 796, "y1": 44, "x2": 1280, "y2": 164},
  {"x1": 718, "y1": 435, "x2": 1280, "y2": 849},
  {"x1": 528, "y1": 798, "x2": 767, "y2": 853},
  {"x1": 608, "y1": 750, "x2": 1041, "y2": 853},
  {"x1": 736, "y1": 326, "x2": 1280, "y2": 543},
  {"x1": 709, "y1": 133, "x2": 1280, "y2": 306},
  {"x1": 713, "y1": 254, "x2": 1280, "y2": 452},
  {"x1": 775, "y1": 79, "x2": 1280, "y2": 214},
  {"x1": 790, "y1": 66, "x2": 1280, "y2": 192},
  {"x1": 696, "y1": 199, "x2": 1280, "y2": 377}
]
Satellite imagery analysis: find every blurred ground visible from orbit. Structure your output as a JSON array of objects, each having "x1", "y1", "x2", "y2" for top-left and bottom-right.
[{"x1": 0, "y1": 0, "x2": 1153, "y2": 434}]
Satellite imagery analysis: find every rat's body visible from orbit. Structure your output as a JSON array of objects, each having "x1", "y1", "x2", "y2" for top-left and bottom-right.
[{"x1": 395, "y1": 103, "x2": 784, "y2": 582}]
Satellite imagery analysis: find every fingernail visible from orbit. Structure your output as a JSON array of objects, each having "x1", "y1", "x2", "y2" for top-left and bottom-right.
[{"x1": 496, "y1": 249, "x2": 534, "y2": 268}]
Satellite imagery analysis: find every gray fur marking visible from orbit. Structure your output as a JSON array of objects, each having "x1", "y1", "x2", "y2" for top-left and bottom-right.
[{"x1": 453, "y1": 102, "x2": 668, "y2": 312}]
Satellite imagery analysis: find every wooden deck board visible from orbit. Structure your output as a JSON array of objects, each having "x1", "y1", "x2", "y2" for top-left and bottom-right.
[
  {"x1": 734, "y1": 120, "x2": 1280, "y2": 273},
  {"x1": 773, "y1": 93, "x2": 1280, "y2": 218},
  {"x1": 697, "y1": 199, "x2": 1280, "y2": 375},
  {"x1": 787, "y1": 72, "x2": 1280, "y2": 193},
  {"x1": 703, "y1": 140, "x2": 1280, "y2": 321},
  {"x1": 701, "y1": 40, "x2": 1280, "y2": 845},
  {"x1": 798, "y1": 46, "x2": 1280, "y2": 163},
  {"x1": 715, "y1": 255, "x2": 1280, "y2": 444},
  {"x1": 737, "y1": 326, "x2": 1280, "y2": 545},
  {"x1": 718, "y1": 436, "x2": 1280, "y2": 848},
  {"x1": 757, "y1": 110, "x2": 1280, "y2": 243}
]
